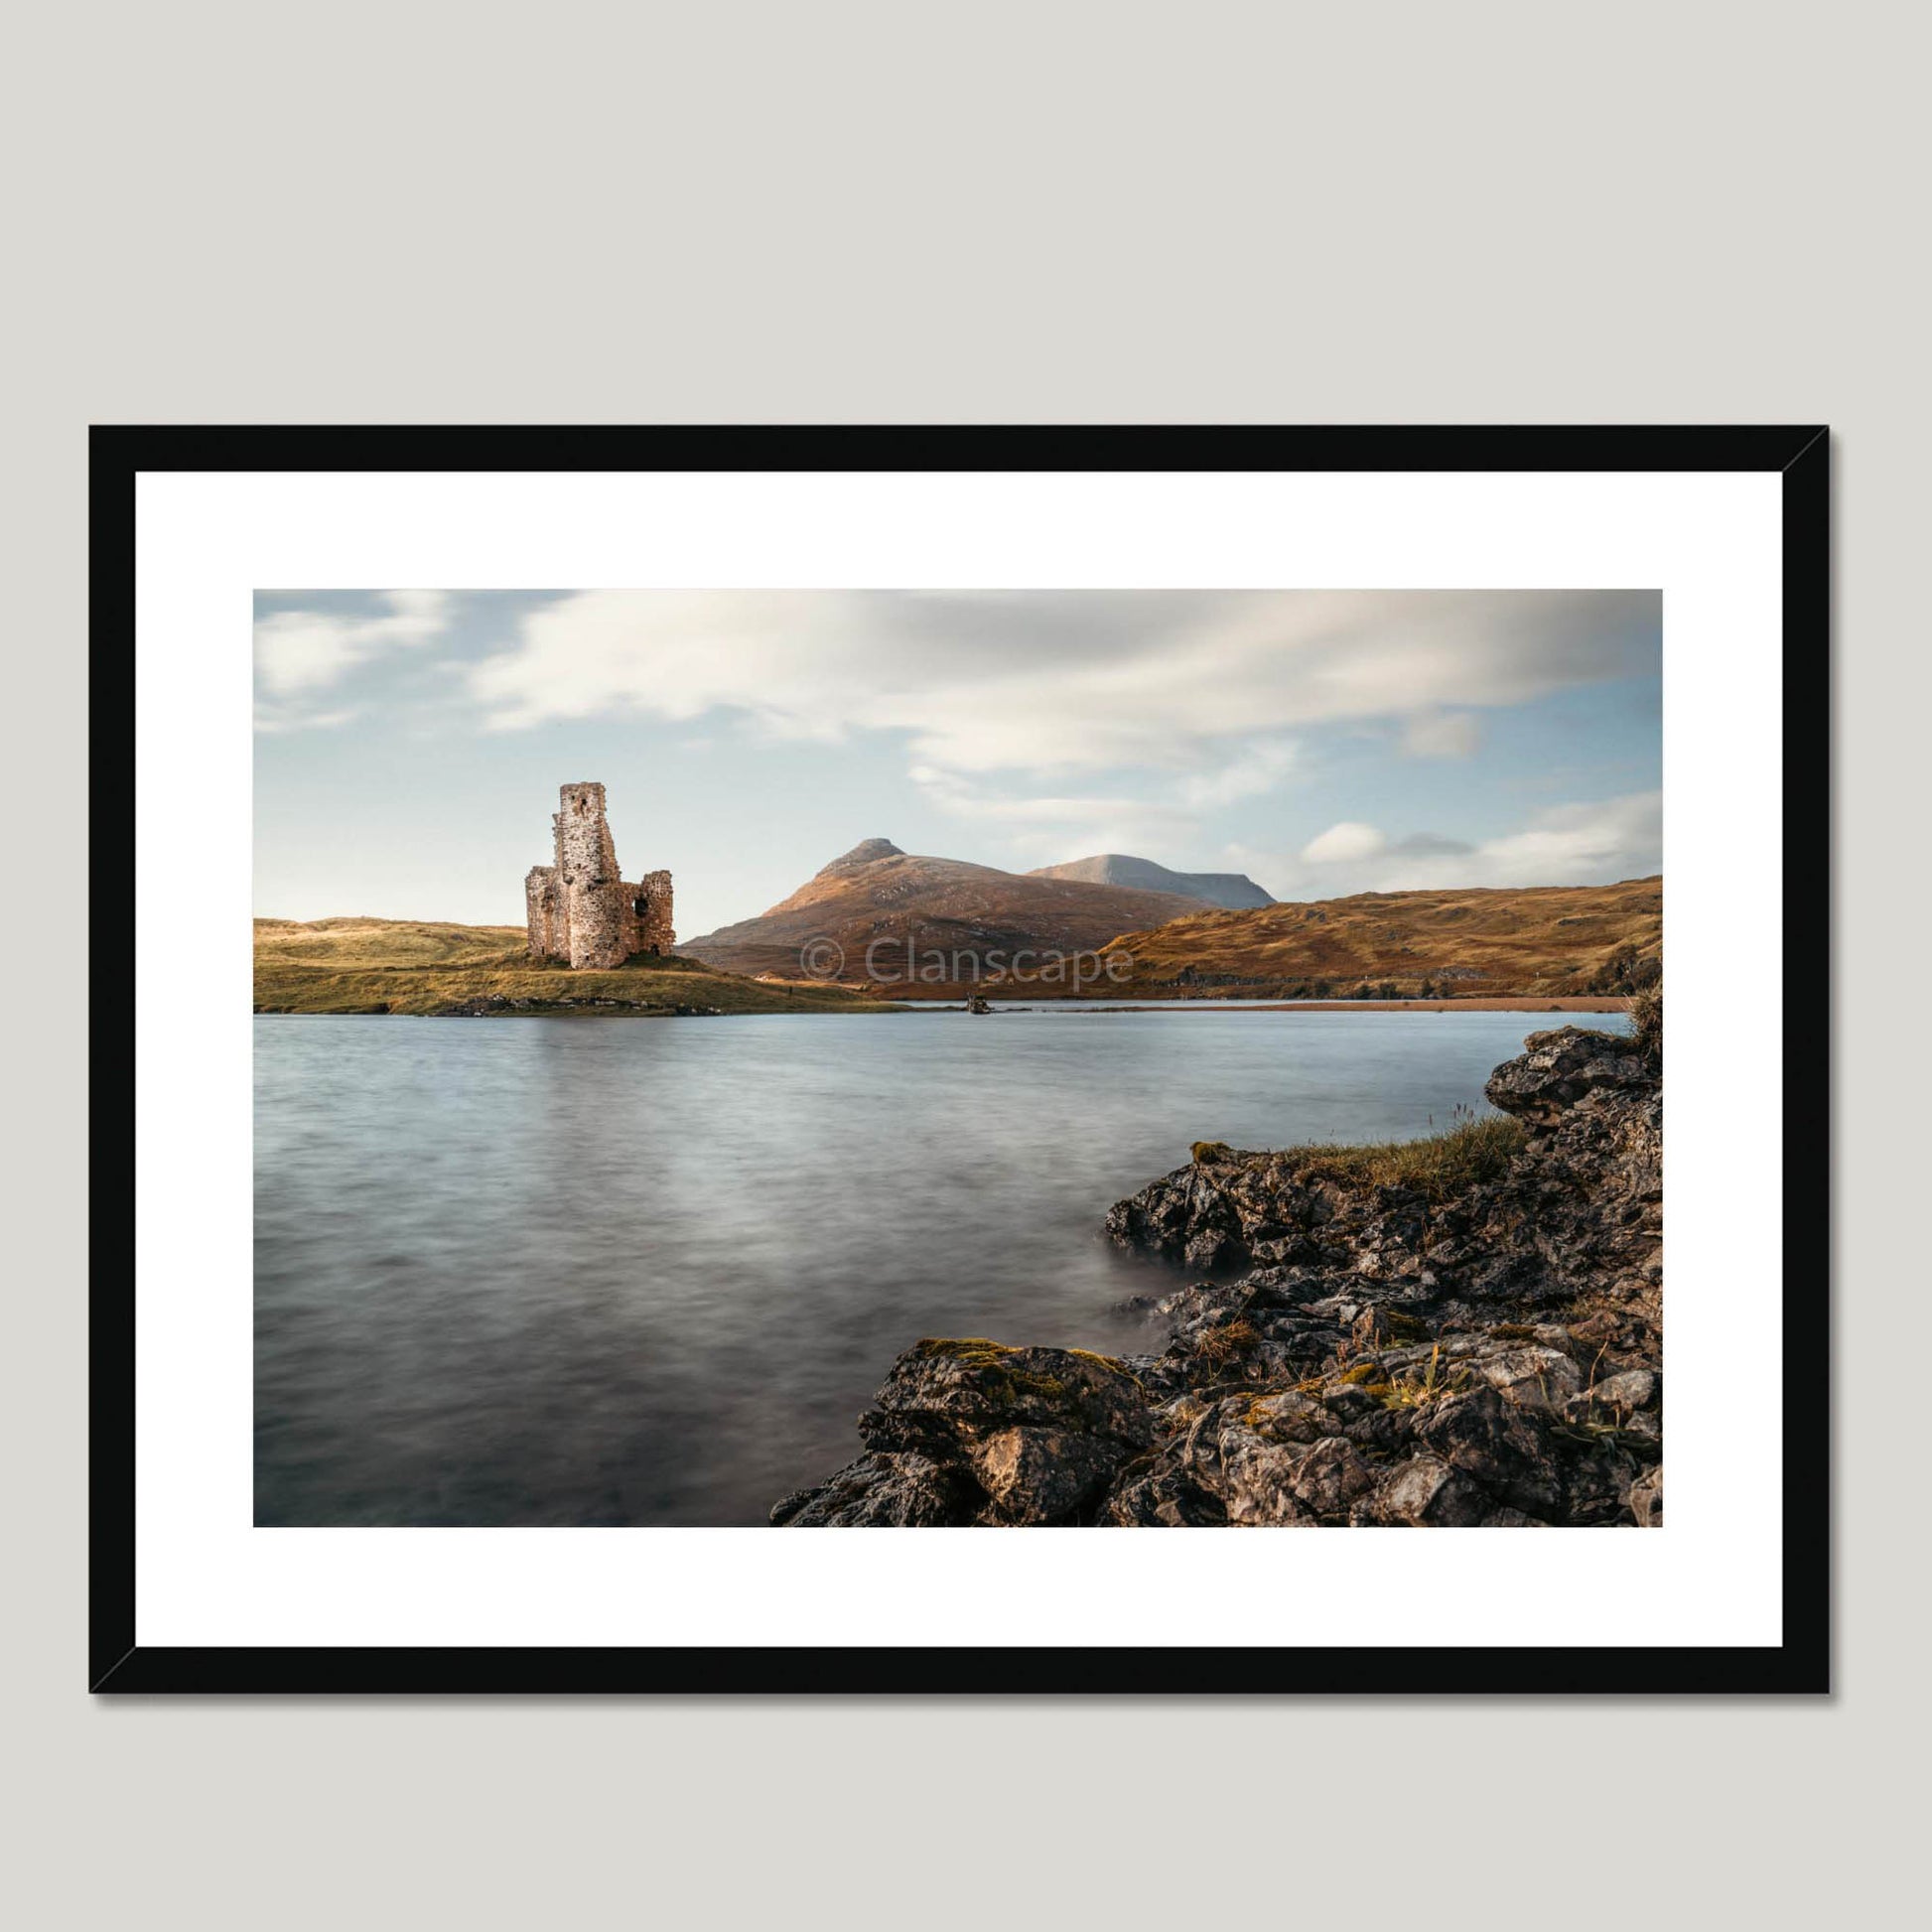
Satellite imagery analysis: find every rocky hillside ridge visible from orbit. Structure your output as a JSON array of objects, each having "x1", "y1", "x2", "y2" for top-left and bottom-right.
[
  {"x1": 771, "y1": 1011, "x2": 1662, "y2": 1528},
  {"x1": 1027, "y1": 853, "x2": 1275, "y2": 910}
]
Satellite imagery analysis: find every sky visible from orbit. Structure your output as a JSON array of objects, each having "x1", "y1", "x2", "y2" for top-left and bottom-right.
[{"x1": 254, "y1": 588, "x2": 1662, "y2": 939}]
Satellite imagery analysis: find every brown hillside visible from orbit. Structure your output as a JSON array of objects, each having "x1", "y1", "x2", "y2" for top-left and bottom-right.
[
  {"x1": 680, "y1": 839, "x2": 1210, "y2": 985},
  {"x1": 252, "y1": 916, "x2": 528, "y2": 968},
  {"x1": 1100, "y1": 877, "x2": 1662, "y2": 999}
]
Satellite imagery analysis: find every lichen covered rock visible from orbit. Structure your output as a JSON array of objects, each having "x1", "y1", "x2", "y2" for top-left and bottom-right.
[{"x1": 771, "y1": 1339, "x2": 1152, "y2": 1526}]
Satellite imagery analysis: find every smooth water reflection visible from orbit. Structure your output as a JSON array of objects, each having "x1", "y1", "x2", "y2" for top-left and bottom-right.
[{"x1": 255, "y1": 1007, "x2": 1624, "y2": 1525}]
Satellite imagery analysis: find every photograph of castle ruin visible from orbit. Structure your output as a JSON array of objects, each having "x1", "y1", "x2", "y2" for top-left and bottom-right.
[{"x1": 254, "y1": 589, "x2": 1663, "y2": 1530}]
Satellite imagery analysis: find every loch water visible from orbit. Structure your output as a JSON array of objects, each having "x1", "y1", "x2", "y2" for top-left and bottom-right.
[{"x1": 254, "y1": 1006, "x2": 1626, "y2": 1526}]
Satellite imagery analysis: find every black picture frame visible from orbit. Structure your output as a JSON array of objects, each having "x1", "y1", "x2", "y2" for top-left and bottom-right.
[{"x1": 91, "y1": 424, "x2": 1830, "y2": 1695}]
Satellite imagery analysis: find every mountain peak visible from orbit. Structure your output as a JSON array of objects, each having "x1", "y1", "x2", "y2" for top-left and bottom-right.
[
  {"x1": 1027, "y1": 853, "x2": 1275, "y2": 910},
  {"x1": 682, "y1": 843, "x2": 1213, "y2": 976},
  {"x1": 820, "y1": 837, "x2": 905, "y2": 874}
]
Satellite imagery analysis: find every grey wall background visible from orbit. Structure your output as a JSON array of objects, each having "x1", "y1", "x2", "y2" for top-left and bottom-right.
[{"x1": 4, "y1": 1, "x2": 1915, "y2": 1923}]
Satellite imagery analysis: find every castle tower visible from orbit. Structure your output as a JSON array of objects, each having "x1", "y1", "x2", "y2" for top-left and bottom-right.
[
  {"x1": 523, "y1": 782, "x2": 673, "y2": 969},
  {"x1": 553, "y1": 782, "x2": 625, "y2": 968}
]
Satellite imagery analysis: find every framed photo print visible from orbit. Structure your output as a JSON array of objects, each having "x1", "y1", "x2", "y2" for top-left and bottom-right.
[{"x1": 93, "y1": 424, "x2": 1828, "y2": 1693}]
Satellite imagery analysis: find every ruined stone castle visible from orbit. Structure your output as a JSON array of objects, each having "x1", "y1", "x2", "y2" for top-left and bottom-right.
[{"x1": 524, "y1": 782, "x2": 674, "y2": 969}]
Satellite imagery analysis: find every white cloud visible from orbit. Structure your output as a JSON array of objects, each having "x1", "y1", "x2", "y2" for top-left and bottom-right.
[
  {"x1": 910, "y1": 765, "x2": 1191, "y2": 863},
  {"x1": 254, "y1": 590, "x2": 453, "y2": 725},
  {"x1": 1403, "y1": 710, "x2": 1481, "y2": 759},
  {"x1": 1388, "y1": 831, "x2": 1475, "y2": 858},
  {"x1": 912, "y1": 737, "x2": 1301, "y2": 867},
  {"x1": 1256, "y1": 791, "x2": 1661, "y2": 901},
  {"x1": 1453, "y1": 789, "x2": 1662, "y2": 888},
  {"x1": 466, "y1": 589, "x2": 1657, "y2": 780},
  {"x1": 1303, "y1": 821, "x2": 1388, "y2": 864},
  {"x1": 254, "y1": 706, "x2": 360, "y2": 735},
  {"x1": 1177, "y1": 738, "x2": 1297, "y2": 808}
]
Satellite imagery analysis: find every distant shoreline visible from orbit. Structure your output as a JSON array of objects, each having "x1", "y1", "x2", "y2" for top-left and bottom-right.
[
  {"x1": 252, "y1": 920, "x2": 1639, "y2": 1019},
  {"x1": 879, "y1": 993, "x2": 1631, "y2": 1014},
  {"x1": 253, "y1": 991, "x2": 1631, "y2": 1019}
]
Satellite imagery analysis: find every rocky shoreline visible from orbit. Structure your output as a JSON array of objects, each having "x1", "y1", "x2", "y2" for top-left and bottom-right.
[{"x1": 771, "y1": 1013, "x2": 1662, "y2": 1528}]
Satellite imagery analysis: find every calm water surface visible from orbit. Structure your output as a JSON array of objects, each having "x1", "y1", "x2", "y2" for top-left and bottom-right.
[{"x1": 255, "y1": 1008, "x2": 1625, "y2": 1525}]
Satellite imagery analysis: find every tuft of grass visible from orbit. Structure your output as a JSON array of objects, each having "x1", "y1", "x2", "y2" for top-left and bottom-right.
[
  {"x1": 1283, "y1": 1105, "x2": 1526, "y2": 1201},
  {"x1": 1190, "y1": 1319, "x2": 1259, "y2": 1368},
  {"x1": 1374, "y1": 1344, "x2": 1468, "y2": 1411},
  {"x1": 1190, "y1": 1141, "x2": 1236, "y2": 1165},
  {"x1": 1627, "y1": 982, "x2": 1662, "y2": 1052}
]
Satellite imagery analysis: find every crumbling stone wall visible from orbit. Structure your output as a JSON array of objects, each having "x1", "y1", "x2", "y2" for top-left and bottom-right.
[
  {"x1": 524, "y1": 783, "x2": 675, "y2": 968},
  {"x1": 631, "y1": 869, "x2": 674, "y2": 955},
  {"x1": 525, "y1": 866, "x2": 565, "y2": 959}
]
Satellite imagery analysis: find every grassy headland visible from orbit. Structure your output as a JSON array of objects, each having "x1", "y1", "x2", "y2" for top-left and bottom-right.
[
  {"x1": 253, "y1": 918, "x2": 899, "y2": 1017},
  {"x1": 1189, "y1": 1108, "x2": 1528, "y2": 1202}
]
